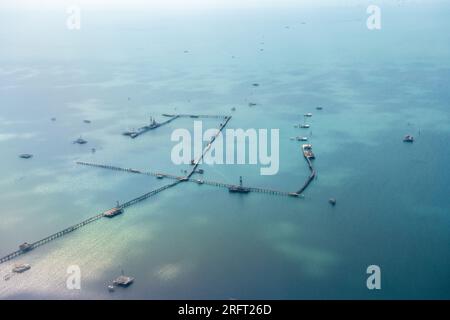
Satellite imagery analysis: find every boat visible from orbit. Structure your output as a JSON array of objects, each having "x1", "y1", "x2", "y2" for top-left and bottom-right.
[
  {"x1": 113, "y1": 274, "x2": 135, "y2": 287},
  {"x1": 229, "y1": 186, "x2": 250, "y2": 193},
  {"x1": 12, "y1": 264, "x2": 31, "y2": 273},
  {"x1": 316, "y1": 107, "x2": 323, "y2": 110},
  {"x1": 403, "y1": 135, "x2": 414, "y2": 143},
  {"x1": 231, "y1": 107, "x2": 236, "y2": 111},
  {"x1": 302, "y1": 144, "x2": 315, "y2": 159},
  {"x1": 196, "y1": 169, "x2": 204, "y2": 174},
  {"x1": 107, "y1": 285, "x2": 115, "y2": 292},
  {"x1": 228, "y1": 176, "x2": 251, "y2": 194},
  {"x1": 122, "y1": 130, "x2": 137, "y2": 137},
  {"x1": 329, "y1": 198, "x2": 337, "y2": 206},
  {"x1": 304, "y1": 113, "x2": 313, "y2": 117},
  {"x1": 103, "y1": 207, "x2": 123, "y2": 218},
  {"x1": 252, "y1": 83, "x2": 260, "y2": 87},
  {"x1": 190, "y1": 159, "x2": 196, "y2": 165},
  {"x1": 196, "y1": 179, "x2": 204, "y2": 184},
  {"x1": 296, "y1": 136, "x2": 308, "y2": 141},
  {"x1": 83, "y1": 120, "x2": 91, "y2": 124},
  {"x1": 177, "y1": 177, "x2": 188, "y2": 182},
  {"x1": 147, "y1": 117, "x2": 160, "y2": 129},
  {"x1": 300, "y1": 124, "x2": 310, "y2": 129},
  {"x1": 248, "y1": 102, "x2": 258, "y2": 107},
  {"x1": 19, "y1": 242, "x2": 33, "y2": 252},
  {"x1": 288, "y1": 192, "x2": 300, "y2": 197},
  {"x1": 19, "y1": 154, "x2": 33, "y2": 159},
  {"x1": 156, "y1": 174, "x2": 164, "y2": 179},
  {"x1": 129, "y1": 169, "x2": 141, "y2": 174},
  {"x1": 73, "y1": 137, "x2": 87, "y2": 144}
]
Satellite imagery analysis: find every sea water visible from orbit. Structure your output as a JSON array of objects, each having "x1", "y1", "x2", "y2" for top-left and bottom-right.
[{"x1": 0, "y1": 2, "x2": 449, "y2": 299}]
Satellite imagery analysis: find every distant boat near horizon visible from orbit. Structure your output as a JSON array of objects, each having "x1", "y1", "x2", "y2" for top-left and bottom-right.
[{"x1": 73, "y1": 137, "x2": 88, "y2": 144}]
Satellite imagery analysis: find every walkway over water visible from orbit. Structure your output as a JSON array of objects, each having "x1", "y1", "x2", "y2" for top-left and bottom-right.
[
  {"x1": 76, "y1": 161, "x2": 300, "y2": 197},
  {"x1": 0, "y1": 115, "x2": 234, "y2": 265},
  {"x1": 0, "y1": 113, "x2": 317, "y2": 265},
  {"x1": 124, "y1": 115, "x2": 179, "y2": 139},
  {"x1": 125, "y1": 114, "x2": 230, "y2": 139},
  {"x1": 162, "y1": 114, "x2": 229, "y2": 119}
]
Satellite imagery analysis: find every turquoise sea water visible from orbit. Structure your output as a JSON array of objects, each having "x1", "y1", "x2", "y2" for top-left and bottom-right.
[{"x1": 0, "y1": 2, "x2": 449, "y2": 299}]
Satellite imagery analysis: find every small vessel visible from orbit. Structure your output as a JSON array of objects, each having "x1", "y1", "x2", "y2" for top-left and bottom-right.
[
  {"x1": 113, "y1": 271, "x2": 135, "y2": 287},
  {"x1": 147, "y1": 116, "x2": 160, "y2": 129},
  {"x1": 177, "y1": 177, "x2": 188, "y2": 182},
  {"x1": 196, "y1": 179, "x2": 204, "y2": 184},
  {"x1": 83, "y1": 120, "x2": 91, "y2": 124},
  {"x1": 107, "y1": 285, "x2": 115, "y2": 292},
  {"x1": 248, "y1": 102, "x2": 257, "y2": 107},
  {"x1": 3, "y1": 273, "x2": 12, "y2": 281},
  {"x1": 156, "y1": 174, "x2": 164, "y2": 179},
  {"x1": 403, "y1": 135, "x2": 414, "y2": 143},
  {"x1": 190, "y1": 159, "x2": 196, "y2": 165},
  {"x1": 316, "y1": 107, "x2": 323, "y2": 110},
  {"x1": 300, "y1": 124, "x2": 310, "y2": 129},
  {"x1": 73, "y1": 137, "x2": 87, "y2": 144},
  {"x1": 129, "y1": 169, "x2": 141, "y2": 174},
  {"x1": 122, "y1": 130, "x2": 137, "y2": 137},
  {"x1": 19, "y1": 242, "x2": 33, "y2": 252},
  {"x1": 19, "y1": 154, "x2": 33, "y2": 159},
  {"x1": 296, "y1": 136, "x2": 308, "y2": 141},
  {"x1": 196, "y1": 169, "x2": 204, "y2": 174},
  {"x1": 302, "y1": 144, "x2": 315, "y2": 159},
  {"x1": 12, "y1": 264, "x2": 31, "y2": 273},
  {"x1": 231, "y1": 107, "x2": 236, "y2": 111},
  {"x1": 304, "y1": 113, "x2": 313, "y2": 117},
  {"x1": 288, "y1": 192, "x2": 300, "y2": 197},
  {"x1": 252, "y1": 83, "x2": 260, "y2": 87},
  {"x1": 51, "y1": 117, "x2": 56, "y2": 121},
  {"x1": 103, "y1": 205, "x2": 123, "y2": 218},
  {"x1": 329, "y1": 198, "x2": 337, "y2": 206},
  {"x1": 228, "y1": 176, "x2": 251, "y2": 194}
]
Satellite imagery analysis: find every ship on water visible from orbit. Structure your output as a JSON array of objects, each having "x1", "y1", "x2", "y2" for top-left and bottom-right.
[
  {"x1": 103, "y1": 203, "x2": 124, "y2": 218},
  {"x1": 73, "y1": 137, "x2": 88, "y2": 144},
  {"x1": 12, "y1": 263, "x2": 31, "y2": 273},
  {"x1": 123, "y1": 117, "x2": 161, "y2": 138},
  {"x1": 228, "y1": 176, "x2": 251, "y2": 193},
  {"x1": 302, "y1": 144, "x2": 315, "y2": 159}
]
